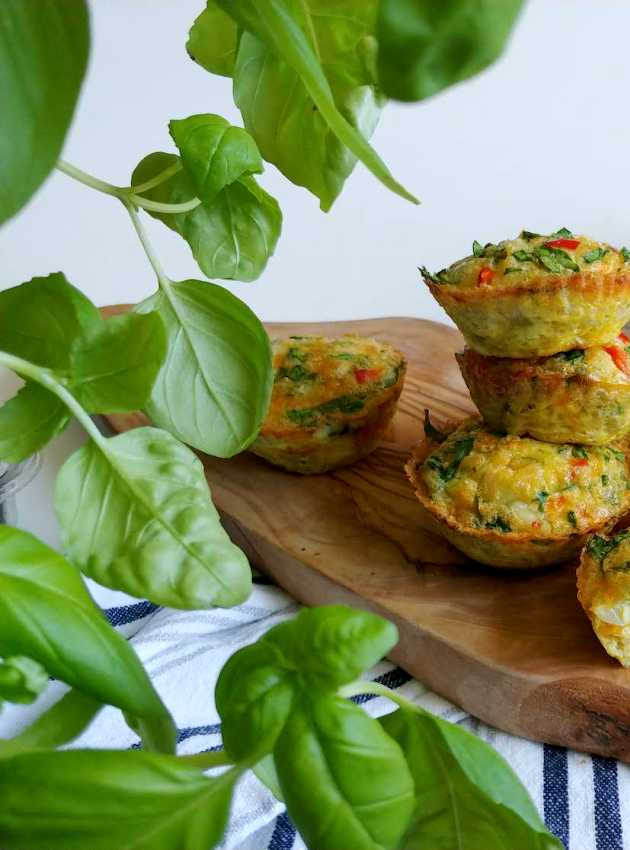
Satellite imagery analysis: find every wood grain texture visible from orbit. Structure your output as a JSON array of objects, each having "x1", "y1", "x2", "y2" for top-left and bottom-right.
[{"x1": 102, "y1": 308, "x2": 630, "y2": 761}]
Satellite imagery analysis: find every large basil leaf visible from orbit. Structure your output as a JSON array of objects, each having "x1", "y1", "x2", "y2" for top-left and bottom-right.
[
  {"x1": 0, "y1": 750, "x2": 238, "y2": 850},
  {"x1": 0, "y1": 275, "x2": 166, "y2": 456},
  {"x1": 216, "y1": 640, "x2": 295, "y2": 762},
  {"x1": 380, "y1": 707, "x2": 561, "y2": 849},
  {"x1": 275, "y1": 694, "x2": 415, "y2": 850},
  {"x1": 215, "y1": 0, "x2": 416, "y2": 209},
  {"x1": 169, "y1": 113, "x2": 262, "y2": 203},
  {"x1": 55, "y1": 426, "x2": 251, "y2": 609},
  {"x1": 271, "y1": 605, "x2": 398, "y2": 690},
  {"x1": 0, "y1": 690, "x2": 101, "y2": 758},
  {"x1": 135, "y1": 278, "x2": 272, "y2": 458},
  {"x1": 216, "y1": 606, "x2": 398, "y2": 762},
  {"x1": 377, "y1": 0, "x2": 524, "y2": 102},
  {"x1": 132, "y1": 152, "x2": 282, "y2": 282},
  {"x1": 187, "y1": 0, "x2": 238, "y2": 77},
  {"x1": 0, "y1": 526, "x2": 174, "y2": 752},
  {"x1": 0, "y1": 1, "x2": 89, "y2": 225},
  {"x1": 69, "y1": 312, "x2": 167, "y2": 413},
  {"x1": 232, "y1": 20, "x2": 382, "y2": 211},
  {"x1": 0, "y1": 382, "x2": 69, "y2": 463},
  {"x1": 0, "y1": 273, "x2": 100, "y2": 369}
]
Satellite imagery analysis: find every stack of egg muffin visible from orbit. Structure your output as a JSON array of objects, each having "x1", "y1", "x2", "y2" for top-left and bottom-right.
[{"x1": 410, "y1": 228, "x2": 630, "y2": 665}]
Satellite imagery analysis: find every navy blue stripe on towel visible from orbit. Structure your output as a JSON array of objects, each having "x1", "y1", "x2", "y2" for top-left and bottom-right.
[
  {"x1": 593, "y1": 756, "x2": 622, "y2": 850},
  {"x1": 543, "y1": 744, "x2": 569, "y2": 849},
  {"x1": 104, "y1": 600, "x2": 160, "y2": 626},
  {"x1": 176, "y1": 723, "x2": 222, "y2": 743},
  {"x1": 268, "y1": 812, "x2": 296, "y2": 850}
]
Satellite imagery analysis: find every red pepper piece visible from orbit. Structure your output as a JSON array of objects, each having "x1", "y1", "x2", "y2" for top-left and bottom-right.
[
  {"x1": 477, "y1": 266, "x2": 494, "y2": 285},
  {"x1": 544, "y1": 239, "x2": 580, "y2": 249},
  {"x1": 619, "y1": 332, "x2": 630, "y2": 344},
  {"x1": 354, "y1": 368, "x2": 381, "y2": 384},
  {"x1": 570, "y1": 458, "x2": 589, "y2": 468},
  {"x1": 604, "y1": 345, "x2": 630, "y2": 376}
]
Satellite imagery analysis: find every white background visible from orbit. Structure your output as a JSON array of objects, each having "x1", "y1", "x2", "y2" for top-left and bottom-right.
[{"x1": 3, "y1": 0, "x2": 630, "y2": 541}]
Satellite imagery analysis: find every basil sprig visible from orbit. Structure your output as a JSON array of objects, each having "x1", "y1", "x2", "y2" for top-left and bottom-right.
[
  {"x1": 0, "y1": 275, "x2": 251, "y2": 611},
  {"x1": 0, "y1": 605, "x2": 560, "y2": 849}
]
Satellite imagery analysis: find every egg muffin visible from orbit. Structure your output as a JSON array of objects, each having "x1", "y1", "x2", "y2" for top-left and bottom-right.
[
  {"x1": 578, "y1": 530, "x2": 630, "y2": 666},
  {"x1": 250, "y1": 335, "x2": 406, "y2": 473},
  {"x1": 406, "y1": 415, "x2": 630, "y2": 569},
  {"x1": 457, "y1": 333, "x2": 630, "y2": 444},
  {"x1": 422, "y1": 229, "x2": 630, "y2": 357}
]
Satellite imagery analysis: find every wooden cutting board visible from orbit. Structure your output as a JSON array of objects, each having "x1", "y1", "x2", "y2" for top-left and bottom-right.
[{"x1": 103, "y1": 308, "x2": 630, "y2": 761}]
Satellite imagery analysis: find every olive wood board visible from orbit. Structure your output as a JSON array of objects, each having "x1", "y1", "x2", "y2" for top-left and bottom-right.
[{"x1": 103, "y1": 306, "x2": 630, "y2": 761}]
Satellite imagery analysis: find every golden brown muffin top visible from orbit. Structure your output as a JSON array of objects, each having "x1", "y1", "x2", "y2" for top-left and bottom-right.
[
  {"x1": 261, "y1": 335, "x2": 405, "y2": 436},
  {"x1": 421, "y1": 419, "x2": 629, "y2": 536},
  {"x1": 421, "y1": 228, "x2": 628, "y2": 290}
]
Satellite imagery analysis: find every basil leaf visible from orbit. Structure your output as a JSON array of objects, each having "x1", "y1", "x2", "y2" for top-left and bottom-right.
[
  {"x1": 0, "y1": 1, "x2": 89, "y2": 224},
  {"x1": 216, "y1": 0, "x2": 417, "y2": 209},
  {"x1": 69, "y1": 312, "x2": 166, "y2": 414},
  {"x1": 216, "y1": 640, "x2": 295, "y2": 762},
  {"x1": 54, "y1": 426, "x2": 251, "y2": 609},
  {"x1": 380, "y1": 706, "x2": 562, "y2": 849},
  {"x1": 472, "y1": 240, "x2": 484, "y2": 257},
  {"x1": 567, "y1": 510, "x2": 577, "y2": 528},
  {"x1": 535, "y1": 246, "x2": 579, "y2": 274},
  {"x1": 428, "y1": 435, "x2": 475, "y2": 482},
  {"x1": 535, "y1": 491, "x2": 549, "y2": 513},
  {"x1": 132, "y1": 152, "x2": 281, "y2": 282},
  {"x1": 559, "y1": 349, "x2": 585, "y2": 362},
  {"x1": 0, "y1": 690, "x2": 101, "y2": 758},
  {"x1": 0, "y1": 656, "x2": 47, "y2": 704},
  {"x1": 232, "y1": 18, "x2": 383, "y2": 212},
  {"x1": 135, "y1": 279, "x2": 272, "y2": 458},
  {"x1": 512, "y1": 250, "x2": 535, "y2": 263},
  {"x1": 0, "y1": 750, "x2": 238, "y2": 850},
  {"x1": 621, "y1": 247, "x2": 630, "y2": 263},
  {"x1": 583, "y1": 247, "x2": 608, "y2": 264},
  {"x1": 187, "y1": 0, "x2": 237, "y2": 77},
  {"x1": 377, "y1": 0, "x2": 523, "y2": 102},
  {"x1": 275, "y1": 695, "x2": 414, "y2": 850},
  {"x1": 0, "y1": 273, "x2": 100, "y2": 369},
  {"x1": 587, "y1": 533, "x2": 621, "y2": 564},
  {"x1": 217, "y1": 606, "x2": 397, "y2": 762},
  {"x1": 423, "y1": 409, "x2": 445, "y2": 442},
  {"x1": 0, "y1": 526, "x2": 174, "y2": 752},
  {"x1": 269, "y1": 605, "x2": 399, "y2": 691},
  {"x1": 0, "y1": 382, "x2": 69, "y2": 463},
  {"x1": 485, "y1": 516, "x2": 511, "y2": 532},
  {"x1": 520, "y1": 230, "x2": 540, "y2": 240},
  {"x1": 169, "y1": 113, "x2": 262, "y2": 203},
  {"x1": 551, "y1": 227, "x2": 573, "y2": 238},
  {"x1": 275, "y1": 364, "x2": 314, "y2": 382},
  {"x1": 0, "y1": 275, "x2": 166, "y2": 419},
  {"x1": 572, "y1": 445, "x2": 588, "y2": 460}
]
